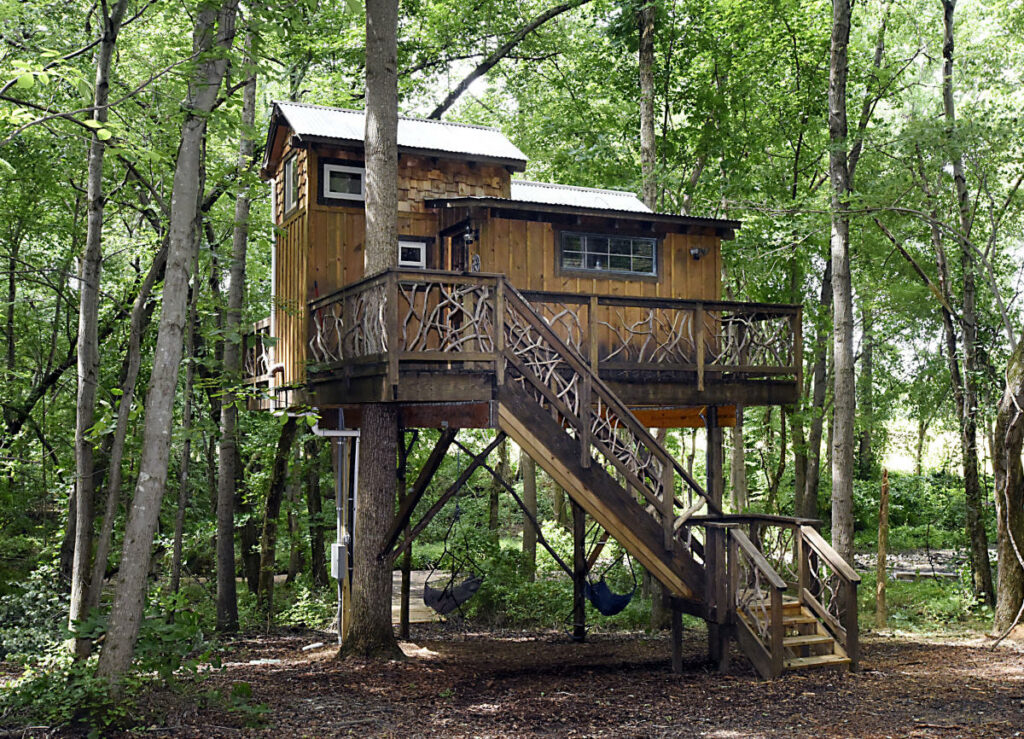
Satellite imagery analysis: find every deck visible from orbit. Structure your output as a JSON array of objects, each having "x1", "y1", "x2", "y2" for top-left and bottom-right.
[{"x1": 247, "y1": 269, "x2": 802, "y2": 422}]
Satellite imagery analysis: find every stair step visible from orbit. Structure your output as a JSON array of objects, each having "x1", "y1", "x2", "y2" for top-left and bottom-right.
[
  {"x1": 783, "y1": 634, "x2": 834, "y2": 648},
  {"x1": 782, "y1": 612, "x2": 818, "y2": 625},
  {"x1": 784, "y1": 654, "x2": 851, "y2": 670}
]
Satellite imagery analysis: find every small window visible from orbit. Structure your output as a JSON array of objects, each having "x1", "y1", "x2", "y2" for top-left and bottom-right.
[
  {"x1": 283, "y1": 155, "x2": 298, "y2": 213},
  {"x1": 398, "y1": 239, "x2": 427, "y2": 269},
  {"x1": 560, "y1": 231, "x2": 656, "y2": 276},
  {"x1": 323, "y1": 163, "x2": 365, "y2": 201}
]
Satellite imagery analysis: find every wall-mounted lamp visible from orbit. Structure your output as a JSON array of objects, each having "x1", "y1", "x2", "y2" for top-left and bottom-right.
[
  {"x1": 463, "y1": 225, "x2": 479, "y2": 246},
  {"x1": 689, "y1": 246, "x2": 708, "y2": 260}
]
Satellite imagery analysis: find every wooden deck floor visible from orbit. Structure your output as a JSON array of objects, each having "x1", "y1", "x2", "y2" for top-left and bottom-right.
[{"x1": 392, "y1": 569, "x2": 442, "y2": 625}]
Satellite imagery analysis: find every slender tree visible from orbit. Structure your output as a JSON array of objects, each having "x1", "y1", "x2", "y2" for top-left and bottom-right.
[
  {"x1": 827, "y1": 0, "x2": 856, "y2": 565},
  {"x1": 96, "y1": 0, "x2": 240, "y2": 681}
]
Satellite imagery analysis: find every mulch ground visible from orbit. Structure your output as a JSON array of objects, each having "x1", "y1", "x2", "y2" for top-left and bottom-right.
[
  {"x1": 135, "y1": 624, "x2": 1024, "y2": 738},
  {"x1": 5, "y1": 625, "x2": 1023, "y2": 737}
]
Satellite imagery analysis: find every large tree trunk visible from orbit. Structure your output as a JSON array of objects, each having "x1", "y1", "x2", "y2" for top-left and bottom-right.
[
  {"x1": 216, "y1": 35, "x2": 257, "y2": 632},
  {"x1": 993, "y1": 341, "x2": 1024, "y2": 633},
  {"x1": 339, "y1": 0, "x2": 402, "y2": 660},
  {"x1": 170, "y1": 277, "x2": 200, "y2": 598},
  {"x1": 941, "y1": 0, "x2": 994, "y2": 605},
  {"x1": 521, "y1": 450, "x2": 538, "y2": 581},
  {"x1": 96, "y1": 0, "x2": 239, "y2": 682},
  {"x1": 69, "y1": 0, "x2": 130, "y2": 658},
  {"x1": 638, "y1": 0, "x2": 656, "y2": 210},
  {"x1": 828, "y1": 0, "x2": 855, "y2": 565},
  {"x1": 258, "y1": 417, "x2": 300, "y2": 614}
]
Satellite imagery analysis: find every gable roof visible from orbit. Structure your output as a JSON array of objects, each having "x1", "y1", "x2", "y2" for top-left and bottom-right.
[
  {"x1": 510, "y1": 180, "x2": 652, "y2": 213},
  {"x1": 266, "y1": 101, "x2": 528, "y2": 172}
]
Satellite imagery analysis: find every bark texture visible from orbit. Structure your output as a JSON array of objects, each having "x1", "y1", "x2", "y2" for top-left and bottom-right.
[
  {"x1": 216, "y1": 38, "x2": 257, "y2": 631},
  {"x1": 69, "y1": 0, "x2": 129, "y2": 657},
  {"x1": 993, "y1": 341, "x2": 1024, "y2": 633},
  {"x1": 638, "y1": 0, "x2": 656, "y2": 210},
  {"x1": 521, "y1": 450, "x2": 538, "y2": 580},
  {"x1": 96, "y1": 0, "x2": 239, "y2": 681},
  {"x1": 258, "y1": 417, "x2": 300, "y2": 614},
  {"x1": 827, "y1": 0, "x2": 855, "y2": 566}
]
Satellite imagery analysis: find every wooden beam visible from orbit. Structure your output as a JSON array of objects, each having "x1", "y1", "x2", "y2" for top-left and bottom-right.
[
  {"x1": 385, "y1": 432, "x2": 506, "y2": 562},
  {"x1": 380, "y1": 427, "x2": 458, "y2": 558}
]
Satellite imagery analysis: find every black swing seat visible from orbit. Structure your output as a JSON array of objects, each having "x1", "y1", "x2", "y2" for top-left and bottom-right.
[
  {"x1": 584, "y1": 577, "x2": 634, "y2": 616},
  {"x1": 423, "y1": 575, "x2": 483, "y2": 615}
]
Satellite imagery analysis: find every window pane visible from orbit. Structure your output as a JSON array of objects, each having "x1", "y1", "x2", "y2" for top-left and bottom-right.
[
  {"x1": 563, "y1": 234, "x2": 583, "y2": 251},
  {"x1": 587, "y1": 237, "x2": 609, "y2": 255},
  {"x1": 633, "y1": 257, "x2": 654, "y2": 274},
  {"x1": 610, "y1": 238, "x2": 632, "y2": 256},
  {"x1": 633, "y1": 239, "x2": 654, "y2": 258},
  {"x1": 586, "y1": 252, "x2": 606, "y2": 270},
  {"x1": 562, "y1": 251, "x2": 583, "y2": 269},
  {"x1": 399, "y1": 245, "x2": 423, "y2": 264},
  {"x1": 329, "y1": 170, "x2": 361, "y2": 195},
  {"x1": 609, "y1": 255, "x2": 631, "y2": 271}
]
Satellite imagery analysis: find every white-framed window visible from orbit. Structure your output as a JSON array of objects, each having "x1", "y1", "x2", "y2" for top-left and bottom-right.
[
  {"x1": 398, "y1": 239, "x2": 427, "y2": 269},
  {"x1": 283, "y1": 155, "x2": 298, "y2": 213},
  {"x1": 323, "y1": 163, "x2": 365, "y2": 201},
  {"x1": 560, "y1": 231, "x2": 657, "y2": 277}
]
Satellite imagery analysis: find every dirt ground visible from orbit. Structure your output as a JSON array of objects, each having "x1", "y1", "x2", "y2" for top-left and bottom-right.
[{"x1": 109, "y1": 623, "x2": 1024, "y2": 738}]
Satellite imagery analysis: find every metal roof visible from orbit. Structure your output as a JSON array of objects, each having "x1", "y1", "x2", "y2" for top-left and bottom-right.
[
  {"x1": 510, "y1": 180, "x2": 652, "y2": 213},
  {"x1": 272, "y1": 101, "x2": 528, "y2": 170}
]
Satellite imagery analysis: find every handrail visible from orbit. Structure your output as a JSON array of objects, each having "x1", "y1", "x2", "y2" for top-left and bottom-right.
[
  {"x1": 730, "y1": 527, "x2": 787, "y2": 590},
  {"x1": 800, "y1": 525, "x2": 860, "y2": 583},
  {"x1": 502, "y1": 281, "x2": 719, "y2": 516},
  {"x1": 520, "y1": 288, "x2": 802, "y2": 315},
  {"x1": 688, "y1": 513, "x2": 821, "y2": 529}
]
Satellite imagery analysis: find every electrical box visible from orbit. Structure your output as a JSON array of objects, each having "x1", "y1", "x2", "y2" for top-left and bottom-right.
[{"x1": 330, "y1": 542, "x2": 348, "y2": 580}]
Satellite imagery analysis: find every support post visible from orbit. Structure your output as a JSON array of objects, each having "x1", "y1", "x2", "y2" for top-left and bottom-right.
[
  {"x1": 334, "y1": 435, "x2": 357, "y2": 645},
  {"x1": 572, "y1": 499, "x2": 586, "y2": 642},
  {"x1": 705, "y1": 408, "x2": 728, "y2": 667},
  {"x1": 671, "y1": 602, "x2": 683, "y2": 674},
  {"x1": 397, "y1": 428, "x2": 416, "y2": 641}
]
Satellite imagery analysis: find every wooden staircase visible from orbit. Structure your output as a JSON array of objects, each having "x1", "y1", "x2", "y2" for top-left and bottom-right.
[{"x1": 495, "y1": 280, "x2": 860, "y2": 678}]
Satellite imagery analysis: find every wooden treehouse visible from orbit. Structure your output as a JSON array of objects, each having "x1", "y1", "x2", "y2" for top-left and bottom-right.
[{"x1": 249, "y1": 101, "x2": 860, "y2": 678}]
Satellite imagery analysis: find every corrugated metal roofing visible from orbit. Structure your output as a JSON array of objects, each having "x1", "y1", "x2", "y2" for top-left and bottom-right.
[
  {"x1": 510, "y1": 180, "x2": 652, "y2": 213},
  {"x1": 273, "y1": 101, "x2": 528, "y2": 169}
]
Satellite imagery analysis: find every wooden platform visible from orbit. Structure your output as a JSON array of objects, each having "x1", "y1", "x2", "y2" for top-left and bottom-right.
[{"x1": 392, "y1": 569, "x2": 442, "y2": 625}]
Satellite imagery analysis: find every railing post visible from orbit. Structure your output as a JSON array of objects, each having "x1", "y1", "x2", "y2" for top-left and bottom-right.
[
  {"x1": 726, "y1": 529, "x2": 737, "y2": 623},
  {"x1": 386, "y1": 271, "x2": 399, "y2": 399},
  {"x1": 843, "y1": 580, "x2": 859, "y2": 671},
  {"x1": 588, "y1": 295, "x2": 599, "y2": 372},
  {"x1": 695, "y1": 302, "x2": 705, "y2": 391},
  {"x1": 770, "y1": 585, "x2": 784, "y2": 677},
  {"x1": 495, "y1": 279, "x2": 505, "y2": 385},
  {"x1": 796, "y1": 526, "x2": 808, "y2": 602}
]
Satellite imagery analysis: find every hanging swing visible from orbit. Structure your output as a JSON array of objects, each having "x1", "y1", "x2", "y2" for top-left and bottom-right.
[
  {"x1": 584, "y1": 543, "x2": 638, "y2": 617},
  {"x1": 422, "y1": 502, "x2": 484, "y2": 615}
]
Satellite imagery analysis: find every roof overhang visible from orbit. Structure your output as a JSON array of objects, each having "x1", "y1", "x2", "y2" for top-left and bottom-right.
[{"x1": 424, "y1": 197, "x2": 741, "y2": 238}]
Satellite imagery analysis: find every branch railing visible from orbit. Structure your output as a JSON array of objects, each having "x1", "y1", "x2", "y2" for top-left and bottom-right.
[
  {"x1": 306, "y1": 271, "x2": 802, "y2": 388},
  {"x1": 243, "y1": 317, "x2": 276, "y2": 383},
  {"x1": 693, "y1": 515, "x2": 860, "y2": 675}
]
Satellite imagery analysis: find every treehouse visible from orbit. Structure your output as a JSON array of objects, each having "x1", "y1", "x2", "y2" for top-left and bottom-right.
[{"x1": 250, "y1": 101, "x2": 859, "y2": 678}]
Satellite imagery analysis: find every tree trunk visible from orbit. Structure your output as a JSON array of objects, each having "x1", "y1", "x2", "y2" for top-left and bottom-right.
[
  {"x1": 339, "y1": 405, "x2": 402, "y2": 658},
  {"x1": 915, "y1": 416, "x2": 929, "y2": 476},
  {"x1": 96, "y1": 0, "x2": 239, "y2": 682},
  {"x1": 521, "y1": 450, "x2": 537, "y2": 581},
  {"x1": 170, "y1": 253, "x2": 201, "y2": 599},
  {"x1": 804, "y1": 264, "x2": 833, "y2": 518},
  {"x1": 941, "y1": 0, "x2": 994, "y2": 605},
  {"x1": 339, "y1": 0, "x2": 402, "y2": 661},
  {"x1": 258, "y1": 417, "x2": 300, "y2": 615},
  {"x1": 993, "y1": 341, "x2": 1024, "y2": 633},
  {"x1": 731, "y1": 407, "x2": 748, "y2": 512},
  {"x1": 215, "y1": 35, "x2": 256, "y2": 631},
  {"x1": 857, "y1": 306, "x2": 875, "y2": 479},
  {"x1": 638, "y1": 0, "x2": 656, "y2": 210},
  {"x1": 827, "y1": 0, "x2": 856, "y2": 566},
  {"x1": 69, "y1": 0, "x2": 130, "y2": 658},
  {"x1": 876, "y1": 468, "x2": 889, "y2": 629},
  {"x1": 305, "y1": 434, "x2": 329, "y2": 588}
]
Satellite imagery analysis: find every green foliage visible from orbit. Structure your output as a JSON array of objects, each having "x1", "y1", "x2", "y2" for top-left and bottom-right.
[
  {"x1": 200, "y1": 681, "x2": 269, "y2": 729},
  {"x1": 858, "y1": 570, "x2": 992, "y2": 632},
  {"x1": 0, "y1": 562, "x2": 69, "y2": 662}
]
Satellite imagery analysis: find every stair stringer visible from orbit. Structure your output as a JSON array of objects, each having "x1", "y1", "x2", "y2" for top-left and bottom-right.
[{"x1": 496, "y1": 384, "x2": 704, "y2": 602}]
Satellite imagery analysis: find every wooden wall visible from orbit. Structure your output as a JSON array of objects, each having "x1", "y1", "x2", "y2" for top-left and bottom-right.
[
  {"x1": 272, "y1": 142, "x2": 308, "y2": 389},
  {"x1": 477, "y1": 216, "x2": 721, "y2": 300}
]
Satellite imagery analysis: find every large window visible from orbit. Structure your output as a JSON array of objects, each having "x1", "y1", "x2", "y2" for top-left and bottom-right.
[
  {"x1": 560, "y1": 232, "x2": 657, "y2": 276},
  {"x1": 322, "y1": 163, "x2": 365, "y2": 201},
  {"x1": 283, "y1": 155, "x2": 298, "y2": 213}
]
